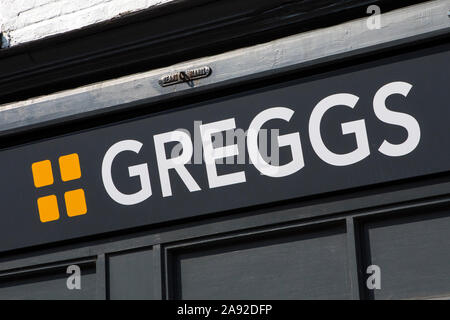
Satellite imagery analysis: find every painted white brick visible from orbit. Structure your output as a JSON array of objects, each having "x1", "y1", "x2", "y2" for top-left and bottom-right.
[
  {"x1": 35, "y1": 0, "x2": 56, "y2": 6},
  {"x1": 14, "y1": 2, "x2": 63, "y2": 30},
  {"x1": 0, "y1": 0, "x2": 176, "y2": 47}
]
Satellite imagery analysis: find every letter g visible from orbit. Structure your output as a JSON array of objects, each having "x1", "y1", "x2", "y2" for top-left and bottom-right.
[{"x1": 102, "y1": 140, "x2": 152, "y2": 205}]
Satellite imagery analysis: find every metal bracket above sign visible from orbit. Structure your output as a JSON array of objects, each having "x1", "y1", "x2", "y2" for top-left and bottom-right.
[{"x1": 159, "y1": 66, "x2": 212, "y2": 87}]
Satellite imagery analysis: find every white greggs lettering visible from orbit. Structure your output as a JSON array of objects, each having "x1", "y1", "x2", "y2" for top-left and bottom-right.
[{"x1": 101, "y1": 81, "x2": 421, "y2": 205}]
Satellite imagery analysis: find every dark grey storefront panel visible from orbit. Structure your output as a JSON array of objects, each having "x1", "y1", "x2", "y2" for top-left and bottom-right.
[
  {"x1": 170, "y1": 224, "x2": 350, "y2": 299},
  {"x1": 362, "y1": 206, "x2": 450, "y2": 300},
  {"x1": 108, "y1": 248, "x2": 154, "y2": 300},
  {"x1": 1, "y1": 43, "x2": 450, "y2": 252},
  {"x1": 0, "y1": 263, "x2": 96, "y2": 300}
]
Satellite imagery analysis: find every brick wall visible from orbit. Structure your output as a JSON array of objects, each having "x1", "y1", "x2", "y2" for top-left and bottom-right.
[{"x1": 0, "y1": 0, "x2": 176, "y2": 48}]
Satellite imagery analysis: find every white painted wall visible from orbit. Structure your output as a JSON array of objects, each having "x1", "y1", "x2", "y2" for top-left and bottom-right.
[{"x1": 0, "y1": 0, "x2": 176, "y2": 48}]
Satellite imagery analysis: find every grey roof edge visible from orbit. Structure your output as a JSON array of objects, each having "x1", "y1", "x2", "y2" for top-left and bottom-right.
[{"x1": 0, "y1": 0, "x2": 449, "y2": 137}]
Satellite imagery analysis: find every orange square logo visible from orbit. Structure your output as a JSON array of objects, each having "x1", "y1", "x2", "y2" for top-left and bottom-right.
[
  {"x1": 59, "y1": 153, "x2": 81, "y2": 182},
  {"x1": 32, "y1": 160, "x2": 54, "y2": 188},
  {"x1": 32, "y1": 154, "x2": 86, "y2": 223},
  {"x1": 64, "y1": 189, "x2": 87, "y2": 217},
  {"x1": 37, "y1": 195, "x2": 60, "y2": 223}
]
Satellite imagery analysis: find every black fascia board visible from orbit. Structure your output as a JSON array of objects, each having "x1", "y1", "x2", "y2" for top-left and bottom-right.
[{"x1": 0, "y1": 0, "x2": 429, "y2": 104}]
